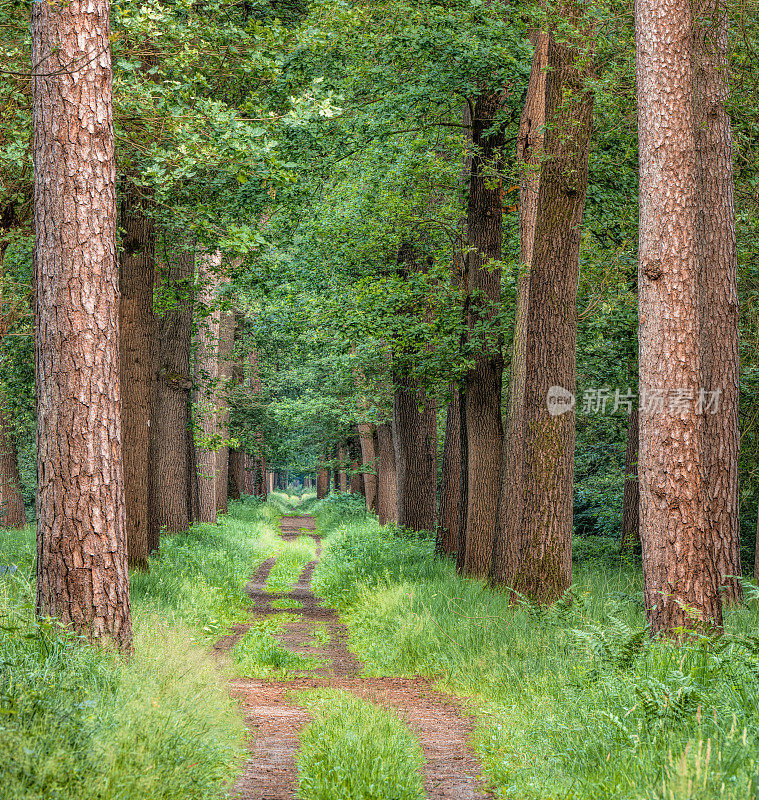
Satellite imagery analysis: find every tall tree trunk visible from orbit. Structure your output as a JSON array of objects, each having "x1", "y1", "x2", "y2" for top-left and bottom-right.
[
  {"x1": 375, "y1": 422, "x2": 397, "y2": 525},
  {"x1": 437, "y1": 388, "x2": 463, "y2": 557},
  {"x1": 316, "y1": 462, "x2": 329, "y2": 499},
  {"x1": 0, "y1": 406, "x2": 25, "y2": 528},
  {"x1": 32, "y1": 0, "x2": 132, "y2": 649},
  {"x1": 357, "y1": 422, "x2": 377, "y2": 511},
  {"x1": 636, "y1": 0, "x2": 722, "y2": 632},
  {"x1": 493, "y1": 32, "x2": 549, "y2": 587},
  {"x1": 215, "y1": 310, "x2": 234, "y2": 515},
  {"x1": 621, "y1": 408, "x2": 640, "y2": 549},
  {"x1": 118, "y1": 182, "x2": 155, "y2": 570},
  {"x1": 516, "y1": 20, "x2": 594, "y2": 604},
  {"x1": 694, "y1": 0, "x2": 741, "y2": 604},
  {"x1": 461, "y1": 93, "x2": 505, "y2": 577},
  {"x1": 151, "y1": 248, "x2": 194, "y2": 541},
  {"x1": 193, "y1": 251, "x2": 221, "y2": 524},
  {"x1": 229, "y1": 449, "x2": 244, "y2": 500},
  {"x1": 392, "y1": 375, "x2": 437, "y2": 532}
]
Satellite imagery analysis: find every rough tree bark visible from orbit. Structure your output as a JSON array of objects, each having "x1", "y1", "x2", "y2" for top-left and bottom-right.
[
  {"x1": 620, "y1": 408, "x2": 640, "y2": 549},
  {"x1": 516, "y1": 19, "x2": 594, "y2": 604},
  {"x1": 316, "y1": 461, "x2": 329, "y2": 500},
  {"x1": 193, "y1": 250, "x2": 221, "y2": 524},
  {"x1": 357, "y1": 422, "x2": 377, "y2": 511},
  {"x1": 0, "y1": 406, "x2": 25, "y2": 529},
  {"x1": 375, "y1": 422, "x2": 398, "y2": 525},
  {"x1": 437, "y1": 388, "x2": 464, "y2": 557},
  {"x1": 636, "y1": 0, "x2": 723, "y2": 632},
  {"x1": 215, "y1": 310, "x2": 235, "y2": 515},
  {"x1": 118, "y1": 181, "x2": 154, "y2": 569},
  {"x1": 461, "y1": 92, "x2": 505, "y2": 577},
  {"x1": 694, "y1": 0, "x2": 741, "y2": 603},
  {"x1": 32, "y1": 0, "x2": 132, "y2": 649},
  {"x1": 151, "y1": 248, "x2": 194, "y2": 542},
  {"x1": 493, "y1": 32, "x2": 549, "y2": 587}
]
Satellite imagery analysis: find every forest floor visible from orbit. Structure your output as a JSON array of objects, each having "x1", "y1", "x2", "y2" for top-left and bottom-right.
[{"x1": 215, "y1": 513, "x2": 493, "y2": 800}]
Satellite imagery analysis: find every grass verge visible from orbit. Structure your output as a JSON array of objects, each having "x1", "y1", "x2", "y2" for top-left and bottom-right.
[
  {"x1": 294, "y1": 688, "x2": 426, "y2": 800},
  {"x1": 0, "y1": 497, "x2": 283, "y2": 800},
  {"x1": 232, "y1": 615, "x2": 325, "y2": 678},
  {"x1": 310, "y1": 500, "x2": 759, "y2": 800}
]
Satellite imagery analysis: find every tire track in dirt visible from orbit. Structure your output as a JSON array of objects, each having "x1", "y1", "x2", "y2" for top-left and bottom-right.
[{"x1": 218, "y1": 514, "x2": 493, "y2": 800}]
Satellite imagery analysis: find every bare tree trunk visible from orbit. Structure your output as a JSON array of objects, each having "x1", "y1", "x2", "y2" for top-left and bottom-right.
[
  {"x1": 316, "y1": 461, "x2": 329, "y2": 499},
  {"x1": 215, "y1": 310, "x2": 234, "y2": 515},
  {"x1": 493, "y1": 32, "x2": 549, "y2": 588},
  {"x1": 621, "y1": 408, "x2": 640, "y2": 549},
  {"x1": 462, "y1": 92, "x2": 505, "y2": 577},
  {"x1": 0, "y1": 406, "x2": 25, "y2": 529},
  {"x1": 118, "y1": 182, "x2": 154, "y2": 569},
  {"x1": 392, "y1": 375, "x2": 436, "y2": 532},
  {"x1": 694, "y1": 0, "x2": 741, "y2": 604},
  {"x1": 375, "y1": 422, "x2": 397, "y2": 525},
  {"x1": 357, "y1": 422, "x2": 377, "y2": 511},
  {"x1": 437, "y1": 387, "x2": 463, "y2": 557},
  {"x1": 32, "y1": 0, "x2": 132, "y2": 649},
  {"x1": 151, "y1": 248, "x2": 194, "y2": 541},
  {"x1": 636, "y1": 0, "x2": 723, "y2": 632},
  {"x1": 516, "y1": 21, "x2": 594, "y2": 604},
  {"x1": 193, "y1": 251, "x2": 221, "y2": 524},
  {"x1": 229, "y1": 449, "x2": 244, "y2": 500}
]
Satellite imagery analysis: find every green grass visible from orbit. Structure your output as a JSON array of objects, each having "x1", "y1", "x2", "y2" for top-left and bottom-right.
[
  {"x1": 311, "y1": 506, "x2": 759, "y2": 800},
  {"x1": 232, "y1": 615, "x2": 324, "y2": 678},
  {"x1": 0, "y1": 497, "x2": 285, "y2": 800},
  {"x1": 294, "y1": 689, "x2": 426, "y2": 800},
  {"x1": 265, "y1": 535, "x2": 317, "y2": 593}
]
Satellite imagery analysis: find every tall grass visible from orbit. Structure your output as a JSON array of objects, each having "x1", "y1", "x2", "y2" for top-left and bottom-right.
[
  {"x1": 0, "y1": 497, "x2": 285, "y2": 800},
  {"x1": 312, "y1": 509, "x2": 759, "y2": 800},
  {"x1": 294, "y1": 689, "x2": 426, "y2": 800}
]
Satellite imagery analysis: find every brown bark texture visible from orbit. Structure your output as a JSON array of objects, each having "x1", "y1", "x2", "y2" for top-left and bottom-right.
[
  {"x1": 0, "y1": 405, "x2": 26, "y2": 528},
  {"x1": 494, "y1": 32, "x2": 549, "y2": 588},
  {"x1": 357, "y1": 422, "x2": 378, "y2": 511},
  {"x1": 392, "y1": 374, "x2": 437, "y2": 533},
  {"x1": 621, "y1": 408, "x2": 640, "y2": 549},
  {"x1": 151, "y1": 248, "x2": 194, "y2": 541},
  {"x1": 694, "y1": 0, "x2": 741, "y2": 603},
  {"x1": 375, "y1": 422, "x2": 398, "y2": 525},
  {"x1": 228, "y1": 449, "x2": 244, "y2": 500},
  {"x1": 516, "y1": 21, "x2": 594, "y2": 604},
  {"x1": 215, "y1": 310, "x2": 235, "y2": 515},
  {"x1": 437, "y1": 387, "x2": 463, "y2": 557},
  {"x1": 32, "y1": 0, "x2": 133, "y2": 649},
  {"x1": 636, "y1": 0, "x2": 723, "y2": 632},
  {"x1": 118, "y1": 182, "x2": 154, "y2": 569},
  {"x1": 461, "y1": 93, "x2": 505, "y2": 577},
  {"x1": 316, "y1": 465, "x2": 329, "y2": 500},
  {"x1": 193, "y1": 250, "x2": 221, "y2": 524}
]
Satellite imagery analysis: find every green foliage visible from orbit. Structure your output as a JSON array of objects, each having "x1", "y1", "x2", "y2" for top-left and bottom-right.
[
  {"x1": 294, "y1": 689, "x2": 426, "y2": 800},
  {"x1": 232, "y1": 616, "x2": 323, "y2": 678},
  {"x1": 313, "y1": 509, "x2": 759, "y2": 799}
]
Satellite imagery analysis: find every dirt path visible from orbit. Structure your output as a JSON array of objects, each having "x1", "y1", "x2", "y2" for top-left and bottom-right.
[{"x1": 218, "y1": 514, "x2": 493, "y2": 800}]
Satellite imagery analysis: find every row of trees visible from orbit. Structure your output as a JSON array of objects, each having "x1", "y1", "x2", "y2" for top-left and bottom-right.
[{"x1": 1, "y1": 0, "x2": 758, "y2": 649}]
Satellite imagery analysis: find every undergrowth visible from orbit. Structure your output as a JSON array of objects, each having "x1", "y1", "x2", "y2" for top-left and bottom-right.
[
  {"x1": 0, "y1": 497, "x2": 284, "y2": 800},
  {"x1": 311, "y1": 505, "x2": 759, "y2": 800},
  {"x1": 294, "y1": 688, "x2": 426, "y2": 800},
  {"x1": 232, "y1": 615, "x2": 324, "y2": 678}
]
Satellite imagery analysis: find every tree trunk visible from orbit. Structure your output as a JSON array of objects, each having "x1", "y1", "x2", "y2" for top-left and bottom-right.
[
  {"x1": 437, "y1": 387, "x2": 463, "y2": 557},
  {"x1": 215, "y1": 310, "x2": 235, "y2": 515},
  {"x1": 636, "y1": 0, "x2": 723, "y2": 632},
  {"x1": 516, "y1": 22, "x2": 594, "y2": 604},
  {"x1": 694, "y1": 0, "x2": 741, "y2": 604},
  {"x1": 375, "y1": 422, "x2": 397, "y2": 525},
  {"x1": 152, "y1": 248, "x2": 194, "y2": 541},
  {"x1": 229, "y1": 449, "x2": 244, "y2": 500},
  {"x1": 357, "y1": 422, "x2": 377, "y2": 511},
  {"x1": 461, "y1": 92, "x2": 505, "y2": 577},
  {"x1": 621, "y1": 408, "x2": 640, "y2": 549},
  {"x1": 0, "y1": 406, "x2": 25, "y2": 529},
  {"x1": 193, "y1": 250, "x2": 221, "y2": 524},
  {"x1": 493, "y1": 32, "x2": 549, "y2": 588},
  {"x1": 338, "y1": 443, "x2": 348, "y2": 492},
  {"x1": 316, "y1": 463, "x2": 329, "y2": 499},
  {"x1": 118, "y1": 182, "x2": 155, "y2": 570},
  {"x1": 32, "y1": 0, "x2": 132, "y2": 649}
]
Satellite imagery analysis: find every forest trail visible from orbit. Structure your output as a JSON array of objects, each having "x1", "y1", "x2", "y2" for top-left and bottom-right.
[{"x1": 215, "y1": 514, "x2": 494, "y2": 800}]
